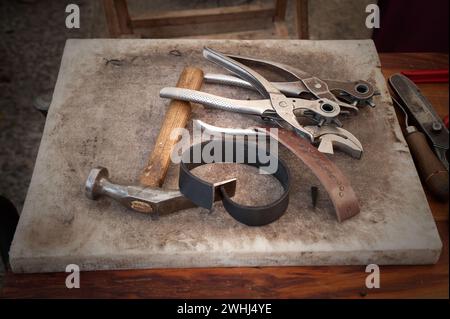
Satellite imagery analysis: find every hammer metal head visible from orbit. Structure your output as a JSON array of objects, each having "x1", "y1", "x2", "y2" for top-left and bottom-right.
[
  {"x1": 85, "y1": 166, "x2": 237, "y2": 215},
  {"x1": 85, "y1": 166, "x2": 109, "y2": 200}
]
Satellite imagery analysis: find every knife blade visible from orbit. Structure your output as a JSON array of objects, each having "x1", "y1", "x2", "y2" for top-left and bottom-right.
[{"x1": 389, "y1": 73, "x2": 449, "y2": 170}]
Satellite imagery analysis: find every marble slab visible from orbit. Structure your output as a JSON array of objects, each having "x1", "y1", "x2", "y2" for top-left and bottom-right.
[{"x1": 9, "y1": 39, "x2": 442, "y2": 273}]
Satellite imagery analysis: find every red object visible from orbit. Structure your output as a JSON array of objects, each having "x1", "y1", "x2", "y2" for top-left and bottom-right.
[
  {"x1": 444, "y1": 115, "x2": 449, "y2": 128},
  {"x1": 401, "y1": 69, "x2": 449, "y2": 83}
]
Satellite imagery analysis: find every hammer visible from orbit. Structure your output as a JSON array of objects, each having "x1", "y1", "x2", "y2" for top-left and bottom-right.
[{"x1": 85, "y1": 67, "x2": 236, "y2": 215}]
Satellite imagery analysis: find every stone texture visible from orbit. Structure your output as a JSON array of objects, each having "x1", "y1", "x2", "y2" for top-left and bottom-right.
[
  {"x1": 9, "y1": 39, "x2": 442, "y2": 273},
  {"x1": 0, "y1": 0, "x2": 375, "y2": 215}
]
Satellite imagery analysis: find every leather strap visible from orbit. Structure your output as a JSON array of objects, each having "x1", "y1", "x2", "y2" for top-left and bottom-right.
[
  {"x1": 179, "y1": 128, "x2": 360, "y2": 224},
  {"x1": 179, "y1": 139, "x2": 290, "y2": 226},
  {"x1": 259, "y1": 128, "x2": 360, "y2": 222}
]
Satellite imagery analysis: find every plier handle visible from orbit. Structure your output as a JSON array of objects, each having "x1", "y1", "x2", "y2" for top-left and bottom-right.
[{"x1": 204, "y1": 52, "x2": 378, "y2": 110}]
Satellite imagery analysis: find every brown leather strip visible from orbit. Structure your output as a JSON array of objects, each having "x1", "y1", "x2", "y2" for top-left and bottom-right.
[{"x1": 261, "y1": 128, "x2": 360, "y2": 222}]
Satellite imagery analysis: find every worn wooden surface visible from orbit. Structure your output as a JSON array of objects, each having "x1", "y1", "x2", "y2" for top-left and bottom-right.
[
  {"x1": 1, "y1": 51, "x2": 448, "y2": 298},
  {"x1": 105, "y1": 0, "x2": 290, "y2": 39},
  {"x1": 296, "y1": 0, "x2": 309, "y2": 39}
]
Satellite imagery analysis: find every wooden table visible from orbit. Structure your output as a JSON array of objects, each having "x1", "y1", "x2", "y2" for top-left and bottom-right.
[{"x1": 1, "y1": 53, "x2": 448, "y2": 299}]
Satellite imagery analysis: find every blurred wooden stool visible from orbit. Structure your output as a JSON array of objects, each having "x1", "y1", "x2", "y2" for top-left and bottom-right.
[{"x1": 102, "y1": 0, "x2": 308, "y2": 39}]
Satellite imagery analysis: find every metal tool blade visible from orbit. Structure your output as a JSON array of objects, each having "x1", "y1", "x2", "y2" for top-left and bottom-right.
[
  {"x1": 193, "y1": 119, "x2": 266, "y2": 137},
  {"x1": 389, "y1": 73, "x2": 449, "y2": 170}
]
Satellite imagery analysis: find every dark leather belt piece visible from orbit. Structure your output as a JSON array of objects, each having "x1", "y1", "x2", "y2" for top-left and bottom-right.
[{"x1": 179, "y1": 139, "x2": 290, "y2": 226}]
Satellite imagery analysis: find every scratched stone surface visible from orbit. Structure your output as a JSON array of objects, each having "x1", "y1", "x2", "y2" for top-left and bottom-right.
[{"x1": 9, "y1": 39, "x2": 442, "y2": 273}]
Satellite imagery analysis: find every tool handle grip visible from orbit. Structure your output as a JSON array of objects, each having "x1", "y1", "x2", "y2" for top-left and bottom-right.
[
  {"x1": 406, "y1": 130, "x2": 449, "y2": 201},
  {"x1": 140, "y1": 67, "x2": 204, "y2": 187},
  {"x1": 160, "y1": 87, "x2": 269, "y2": 116}
]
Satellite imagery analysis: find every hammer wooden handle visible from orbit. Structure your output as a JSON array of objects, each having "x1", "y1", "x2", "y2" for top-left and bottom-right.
[{"x1": 140, "y1": 67, "x2": 204, "y2": 187}]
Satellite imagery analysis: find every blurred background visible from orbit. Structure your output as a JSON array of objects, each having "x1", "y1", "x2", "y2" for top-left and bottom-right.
[{"x1": 0, "y1": 0, "x2": 448, "y2": 281}]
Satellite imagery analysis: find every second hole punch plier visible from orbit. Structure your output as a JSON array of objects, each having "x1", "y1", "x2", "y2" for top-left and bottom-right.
[
  {"x1": 160, "y1": 47, "x2": 368, "y2": 158},
  {"x1": 204, "y1": 52, "x2": 378, "y2": 110}
]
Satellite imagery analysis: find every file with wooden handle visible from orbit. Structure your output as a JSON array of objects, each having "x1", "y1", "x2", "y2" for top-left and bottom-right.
[{"x1": 389, "y1": 73, "x2": 449, "y2": 201}]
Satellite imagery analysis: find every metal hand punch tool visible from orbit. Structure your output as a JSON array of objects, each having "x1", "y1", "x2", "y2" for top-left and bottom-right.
[
  {"x1": 160, "y1": 47, "x2": 364, "y2": 158},
  {"x1": 203, "y1": 51, "x2": 378, "y2": 111}
]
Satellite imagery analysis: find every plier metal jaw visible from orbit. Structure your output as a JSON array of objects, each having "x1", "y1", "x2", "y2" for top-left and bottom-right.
[
  {"x1": 193, "y1": 119, "x2": 363, "y2": 160},
  {"x1": 302, "y1": 125, "x2": 363, "y2": 159},
  {"x1": 160, "y1": 47, "x2": 364, "y2": 158}
]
